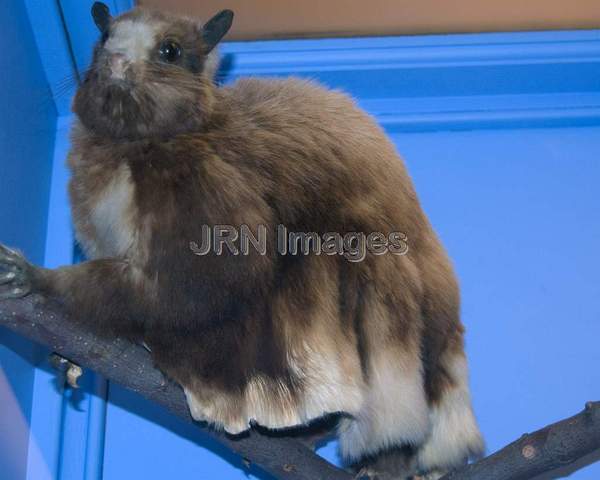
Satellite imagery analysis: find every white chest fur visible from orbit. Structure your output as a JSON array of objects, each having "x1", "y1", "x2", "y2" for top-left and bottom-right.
[{"x1": 90, "y1": 164, "x2": 137, "y2": 258}]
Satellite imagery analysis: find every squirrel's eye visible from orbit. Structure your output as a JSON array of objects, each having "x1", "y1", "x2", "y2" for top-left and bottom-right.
[{"x1": 159, "y1": 40, "x2": 181, "y2": 63}]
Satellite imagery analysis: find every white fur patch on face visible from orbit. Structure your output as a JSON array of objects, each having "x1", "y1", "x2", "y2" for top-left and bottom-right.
[
  {"x1": 416, "y1": 354, "x2": 484, "y2": 471},
  {"x1": 105, "y1": 19, "x2": 162, "y2": 63},
  {"x1": 90, "y1": 164, "x2": 137, "y2": 257}
]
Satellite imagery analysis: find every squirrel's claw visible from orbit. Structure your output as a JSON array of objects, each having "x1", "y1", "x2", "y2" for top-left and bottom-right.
[{"x1": 0, "y1": 244, "x2": 33, "y2": 299}]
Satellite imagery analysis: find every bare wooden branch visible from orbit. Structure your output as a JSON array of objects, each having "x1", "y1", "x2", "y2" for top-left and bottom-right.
[
  {"x1": 1, "y1": 295, "x2": 599, "y2": 480},
  {"x1": 441, "y1": 401, "x2": 600, "y2": 480},
  {"x1": 0, "y1": 295, "x2": 352, "y2": 480}
]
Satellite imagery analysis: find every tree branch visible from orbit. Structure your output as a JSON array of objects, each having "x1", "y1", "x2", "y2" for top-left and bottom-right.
[
  {"x1": 440, "y1": 402, "x2": 600, "y2": 480},
  {"x1": 0, "y1": 295, "x2": 352, "y2": 480},
  {"x1": 1, "y1": 295, "x2": 599, "y2": 480}
]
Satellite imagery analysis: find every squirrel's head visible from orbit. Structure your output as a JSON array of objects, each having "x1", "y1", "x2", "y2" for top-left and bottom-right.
[{"x1": 73, "y1": 3, "x2": 233, "y2": 140}]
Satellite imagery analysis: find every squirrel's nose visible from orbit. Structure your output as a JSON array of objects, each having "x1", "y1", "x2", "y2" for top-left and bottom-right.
[{"x1": 109, "y1": 53, "x2": 128, "y2": 80}]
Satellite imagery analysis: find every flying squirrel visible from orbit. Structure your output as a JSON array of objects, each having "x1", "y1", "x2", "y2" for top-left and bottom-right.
[{"x1": 0, "y1": 4, "x2": 483, "y2": 478}]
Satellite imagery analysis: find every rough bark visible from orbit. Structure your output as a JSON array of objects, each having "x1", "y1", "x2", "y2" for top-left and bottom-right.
[{"x1": 440, "y1": 402, "x2": 600, "y2": 480}]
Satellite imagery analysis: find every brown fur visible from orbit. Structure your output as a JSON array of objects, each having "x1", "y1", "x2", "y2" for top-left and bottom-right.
[{"x1": 4, "y1": 6, "x2": 483, "y2": 478}]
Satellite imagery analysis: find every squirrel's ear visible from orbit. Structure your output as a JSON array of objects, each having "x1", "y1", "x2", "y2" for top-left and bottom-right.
[
  {"x1": 201, "y1": 10, "x2": 234, "y2": 53},
  {"x1": 92, "y1": 2, "x2": 111, "y2": 34}
]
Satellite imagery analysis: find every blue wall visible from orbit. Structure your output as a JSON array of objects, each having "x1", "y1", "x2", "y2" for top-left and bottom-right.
[
  {"x1": 395, "y1": 127, "x2": 600, "y2": 478},
  {"x1": 0, "y1": 2, "x2": 599, "y2": 479}
]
